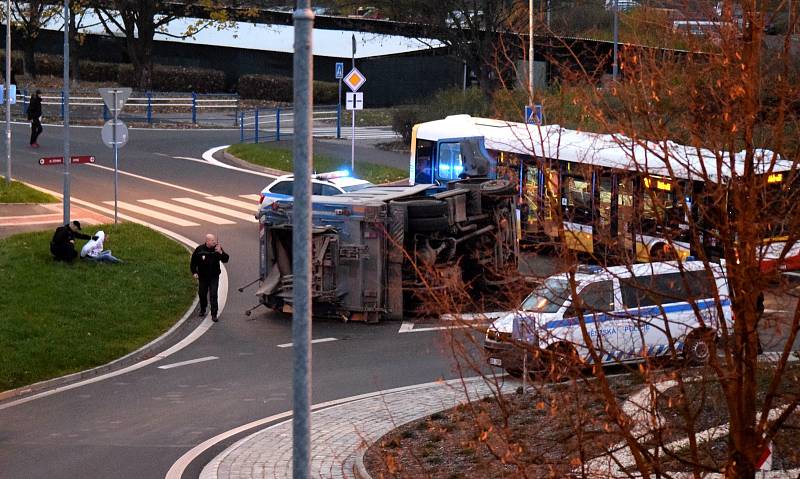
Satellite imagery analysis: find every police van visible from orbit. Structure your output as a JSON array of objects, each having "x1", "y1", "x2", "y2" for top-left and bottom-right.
[{"x1": 484, "y1": 261, "x2": 732, "y2": 376}]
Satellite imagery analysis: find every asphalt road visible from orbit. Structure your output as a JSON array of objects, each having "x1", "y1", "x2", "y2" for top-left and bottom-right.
[{"x1": 0, "y1": 122, "x2": 460, "y2": 479}]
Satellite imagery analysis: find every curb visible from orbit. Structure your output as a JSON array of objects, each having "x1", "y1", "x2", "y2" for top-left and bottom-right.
[{"x1": 353, "y1": 448, "x2": 372, "y2": 479}]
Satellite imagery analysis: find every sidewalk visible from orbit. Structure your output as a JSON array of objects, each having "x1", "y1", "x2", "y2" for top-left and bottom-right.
[
  {"x1": 200, "y1": 377, "x2": 516, "y2": 479},
  {"x1": 0, "y1": 202, "x2": 111, "y2": 239}
]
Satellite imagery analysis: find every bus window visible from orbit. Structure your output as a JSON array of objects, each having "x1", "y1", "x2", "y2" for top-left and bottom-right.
[
  {"x1": 564, "y1": 169, "x2": 593, "y2": 224},
  {"x1": 641, "y1": 176, "x2": 682, "y2": 235},
  {"x1": 437, "y1": 142, "x2": 464, "y2": 180},
  {"x1": 414, "y1": 139, "x2": 434, "y2": 184}
]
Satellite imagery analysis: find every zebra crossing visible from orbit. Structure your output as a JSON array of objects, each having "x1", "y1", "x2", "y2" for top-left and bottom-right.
[{"x1": 103, "y1": 194, "x2": 262, "y2": 227}]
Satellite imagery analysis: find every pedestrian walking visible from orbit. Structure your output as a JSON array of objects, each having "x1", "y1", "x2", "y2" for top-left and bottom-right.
[
  {"x1": 28, "y1": 90, "x2": 43, "y2": 148},
  {"x1": 50, "y1": 220, "x2": 91, "y2": 262},
  {"x1": 190, "y1": 234, "x2": 229, "y2": 322}
]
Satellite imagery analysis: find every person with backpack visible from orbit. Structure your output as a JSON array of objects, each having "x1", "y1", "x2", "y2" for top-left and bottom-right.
[{"x1": 27, "y1": 90, "x2": 43, "y2": 147}]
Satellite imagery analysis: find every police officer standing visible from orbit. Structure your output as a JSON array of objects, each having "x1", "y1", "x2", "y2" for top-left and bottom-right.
[{"x1": 190, "y1": 234, "x2": 229, "y2": 322}]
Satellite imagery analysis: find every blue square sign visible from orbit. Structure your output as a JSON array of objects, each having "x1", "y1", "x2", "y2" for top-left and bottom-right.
[
  {"x1": 335, "y1": 62, "x2": 344, "y2": 80},
  {"x1": 525, "y1": 104, "x2": 543, "y2": 125}
]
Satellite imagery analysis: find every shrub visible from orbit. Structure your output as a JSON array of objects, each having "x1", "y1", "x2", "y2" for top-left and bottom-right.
[
  {"x1": 117, "y1": 64, "x2": 225, "y2": 93},
  {"x1": 238, "y1": 74, "x2": 339, "y2": 103},
  {"x1": 390, "y1": 87, "x2": 491, "y2": 141},
  {"x1": 79, "y1": 61, "x2": 121, "y2": 82}
]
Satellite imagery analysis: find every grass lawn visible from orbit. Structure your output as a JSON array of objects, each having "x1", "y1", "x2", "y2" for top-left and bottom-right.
[
  {"x1": 0, "y1": 180, "x2": 58, "y2": 203},
  {"x1": 0, "y1": 223, "x2": 195, "y2": 391},
  {"x1": 227, "y1": 143, "x2": 407, "y2": 184}
]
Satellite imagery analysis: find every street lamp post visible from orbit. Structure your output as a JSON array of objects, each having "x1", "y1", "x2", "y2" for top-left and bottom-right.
[
  {"x1": 62, "y1": 0, "x2": 70, "y2": 223},
  {"x1": 292, "y1": 1, "x2": 313, "y2": 477},
  {"x1": 528, "y1": 0, "x2": 534, "y2": 102},
  {"x1": 4, "y1": 0, "x2": 10, "y2": 185},
  {"x1": 612, "y1": 0, "x2": 619, "y2": 80}
]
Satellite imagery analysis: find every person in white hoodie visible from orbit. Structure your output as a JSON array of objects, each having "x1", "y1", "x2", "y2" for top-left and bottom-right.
[{"x1": 80, "y1": 230, "x2": 122, "y2": 263}]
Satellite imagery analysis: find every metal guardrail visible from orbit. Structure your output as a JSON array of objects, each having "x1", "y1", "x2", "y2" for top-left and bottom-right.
[
  {"x1": 239, "y1": 105, "x2": 341, "y2": 143},
  {"x1": 16, "y1": 89, "x2": 240, "y2": 126}
]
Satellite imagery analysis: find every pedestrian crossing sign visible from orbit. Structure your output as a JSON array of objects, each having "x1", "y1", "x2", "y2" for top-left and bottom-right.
[{"x1": 525, "y1": 104, "x2": 543, "y2": 125}]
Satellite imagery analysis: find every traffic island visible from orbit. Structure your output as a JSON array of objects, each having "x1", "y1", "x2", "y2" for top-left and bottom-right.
[{"x1": 0, "y1": 222, "x2": 195, "y2": 393}]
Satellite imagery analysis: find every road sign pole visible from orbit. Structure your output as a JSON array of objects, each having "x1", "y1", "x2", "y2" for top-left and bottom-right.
[
  {"x1": 292, "y1": 2, "x2": 313, "y2": 478},
  {"x1": 113, "y1": 90, "x2": 119, "y2": 224},
  {"x1": 62, "y1": 0, "x2": 70, "y2": 224},
  {"x1": 337, "y1": 79, "x2": 341, "y2": 139},
  {"x1": 351, "y1": 36, "x2": 356, "y2": 174}
]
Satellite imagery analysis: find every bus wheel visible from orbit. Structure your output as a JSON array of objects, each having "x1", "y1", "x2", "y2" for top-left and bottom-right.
[{"x1": 684, "y1": 329, "x2": 715, "y2": 365}]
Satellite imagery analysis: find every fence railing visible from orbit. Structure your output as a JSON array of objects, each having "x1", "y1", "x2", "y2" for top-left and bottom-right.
[
  {"x1": 16, "y1": 89, "x2": 240, "y2": 126},
  {"x1": 239, "y1": 105, "x2": 342, "y2": 143}
]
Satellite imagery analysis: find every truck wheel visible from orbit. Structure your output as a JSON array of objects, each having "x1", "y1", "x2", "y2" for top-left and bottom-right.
[
  {"x1": 684, "y1": 329, "x2": 715, "y2": 365},
  {"x1": 402, "y1": 199, "x2": 448, "y2": 219},
  {"x1": 505, "y1": 368, "x2": 523, "y2": 378},
  {"x1": 480, "y1": 179, "x2": 515, "y2": 196},
  {"x1": 408, "y1": 216, "x2": 450, "y2": 232}
]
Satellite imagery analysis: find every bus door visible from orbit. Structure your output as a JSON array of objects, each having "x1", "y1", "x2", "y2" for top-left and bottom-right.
[
  {"x1": 593, "y1": 172, "x2": 614, "y2": 261},
  {"x1": 542, "y1": 163, "x2": 561, "y2": 246},
  {"x1": 521, "y1": 159, "x2": 544, "y2": 239},
  {"x1": 562, "y1": 163, "x2": 594, "y2": 254}
]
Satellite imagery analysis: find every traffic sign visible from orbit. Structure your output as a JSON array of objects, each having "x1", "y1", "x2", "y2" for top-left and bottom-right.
[
  {"x1": 344, "y1": 68, "x2": 366, "y2": 92},
  {"x1": 335, "y1": 62, "x2": 344, "y2": 79},
  {"x1": 39, "y1": 155, "x2": 96, "y2": 166},
  {"x1": 525, "y1": 104, "x2": 543, "y2": 125},
  {"x1": 345, "y1": 92, "x2": 364, "y2": 111},
  {"x1": 0, "y1": 84, "x2": 17, "y2": 104},
  {"x1": 98, "y1": 87, "x2": 132, "y2": 118},
  {"x1": 101, "y1": 119, "x2": 129, "y2": 148}
]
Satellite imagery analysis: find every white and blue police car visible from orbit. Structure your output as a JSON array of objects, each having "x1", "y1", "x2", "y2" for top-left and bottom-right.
[{"x1": 259, "y1": 170, "x2": 373, "y2": 206}]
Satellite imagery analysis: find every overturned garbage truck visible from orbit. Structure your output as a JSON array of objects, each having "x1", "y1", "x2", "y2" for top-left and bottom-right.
[{"x1": 256, "y1": 178, "x2": 518, "y2": 322}]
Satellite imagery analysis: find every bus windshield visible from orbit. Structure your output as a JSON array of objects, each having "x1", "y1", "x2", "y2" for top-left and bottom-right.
[{"x1": 520, "y1": 278, "x2": 571, "y2": 313}]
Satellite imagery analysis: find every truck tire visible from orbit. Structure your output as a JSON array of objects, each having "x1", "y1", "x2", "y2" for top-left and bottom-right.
[
  {"x1": 408, "y1": 215, "x2": 450, "y2": 232},
  {"x1": 480, "y1": 179, "x2": 515, "y2": 196},
  {"x1": 403, "y1": 199, "x2": 448, "y2": 219}
]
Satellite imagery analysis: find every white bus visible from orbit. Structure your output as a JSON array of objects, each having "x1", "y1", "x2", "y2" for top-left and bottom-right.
[{"x1": 410, "y1": 115, "x2": 799, "y2": 270}]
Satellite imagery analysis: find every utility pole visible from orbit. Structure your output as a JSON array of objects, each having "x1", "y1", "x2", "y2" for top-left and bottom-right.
[
  {"x1": 62, "y1": 0, "x2": 70, "y2": 223},
  {"x1": 350, "y1": 33, "x2": 356, "y2": 173},
  {"x1": 4, "y1": 0, "x2": 11, "y2": 185},
  {"x1": 528, "y1": 0, "x2": 534, "y2": 103},
  {"x1": 612, "y1": 0, "x2": 619, "y2": 81},
  {"x1": 292, "y1": 1, "x2": 313, "y2": 477}
]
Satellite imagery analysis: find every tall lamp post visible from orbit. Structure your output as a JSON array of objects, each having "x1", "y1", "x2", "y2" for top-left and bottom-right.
[
  {"x1": 4, "y1": 0, "x2": 10, "y2": 185},
  {"x1": 528, "y1": 0, "x2": 534, "y2": 103},
  {"x1": 612, "y1": 0, "x2": 619, "y2": 80},
  {"x1": 292, "y1": 0, "x2": 313, "y2": 477}
]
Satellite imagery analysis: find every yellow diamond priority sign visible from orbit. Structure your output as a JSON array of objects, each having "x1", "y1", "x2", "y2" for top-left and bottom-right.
[{"x1": 344, "y1": 67, "x2": 366, "y2": 92}]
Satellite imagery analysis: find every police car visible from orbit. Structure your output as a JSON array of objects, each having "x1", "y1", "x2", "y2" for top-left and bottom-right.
[
  {"x1": 484, "y1": 261, "x2": 733, "y2": 377},
  {"x1": 259, "y1": 170, "x2": 373, "y2": 205}
]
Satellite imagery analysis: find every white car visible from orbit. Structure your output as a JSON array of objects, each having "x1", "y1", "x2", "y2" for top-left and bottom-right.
[
  {"x1": 484, "y1": 261, "x2": 733, "y2": 377},
  {"x1": 259, "y1": 170, "x2": 373, "y2": 205}
]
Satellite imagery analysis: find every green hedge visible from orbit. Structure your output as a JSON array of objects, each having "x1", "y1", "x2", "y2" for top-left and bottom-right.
[{"x1": 237, "y1": 74, "x2": 339, "y2": 103}]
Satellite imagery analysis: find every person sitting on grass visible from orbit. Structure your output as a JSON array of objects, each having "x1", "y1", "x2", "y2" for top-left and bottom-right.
[
  {"x1": 50, "y1": 220, "x2": 91, "y2": 262},
  {"x1": 80, "y1": 230, "x2": 122, "y2": 264}
]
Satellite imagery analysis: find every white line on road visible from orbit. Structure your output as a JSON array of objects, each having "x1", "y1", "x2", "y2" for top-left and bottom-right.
[
  {"x1": 276, "y1": 337, "x2": 338, "y2": 348},
  {"x1": 205, "y1": 195, "x2": 260, "y2": 211},
  {"x1": 398, "y1": 322, "x2": 470, "y2": 334},
  {"x1": 87, "y1": 163, "x2": 212, "y2": 196},
  {"x1": 158, "y1": 356, "x2": 219, "y2": 370},
  {"x1": 103, "y1": 201, "x2": 200, "y2": 227},
  {"x1": 201, "y1": 145, "x2": 278, "y2": 179},
  {"x1": 173, "y1": 197, "x2": 258, "y2": 222},
  {"x1": 239, "y1": 194, "x2": 261, "y2": 202},
  {"x1": 139, "y1": 199, "x2": 236, "y2": 225}
]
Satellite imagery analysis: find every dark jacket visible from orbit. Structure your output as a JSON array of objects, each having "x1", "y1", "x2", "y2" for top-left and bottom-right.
[
  {"x1": 190, "y1": 244, "x2": 229, "y2": 277},
  {"x1": 50, "y1": 225, "x2": 91, "y2": 260},
  {"x1": 27, "y1": 96, "x2": 42, "y2": 121}
]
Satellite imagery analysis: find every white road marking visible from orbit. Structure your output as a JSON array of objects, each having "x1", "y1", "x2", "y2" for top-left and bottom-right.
[
  {"x1": 239, "y1": 194, "x2": 261, "y2": 202},
  {"x1": 398, "y1": 323, "x2": 471, "y2": 334},
  {"x1": 0, "y1": 183, "x2": 228, "y2": 411},
  {"x1": 87, "y1": 163, "x2": 211, "y2": 196},
  {"x1": 139, "y1": 199, "x2": 235, "y2": 225},
  {"x1": 103, "y1": 201, "x2": 200, "y2": 227},
  {"x1": 440, "y1": 312, "x2": 509, "y2": 321},
  {"x1": 158, "y1": 356, "x2": 219, "y2": 370},
  {"x1": 173, "y1": 197, "x2": 258, "y2": 222},
  {"x1": 276, "y1": 337, "x2": 338, "y2": 348},
  {"x1": 201, "y1": 145, "x2": 278, "y2": 179},
  {"x1": 205, "y1": 195, "x2": 261, "y2": 211}
]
